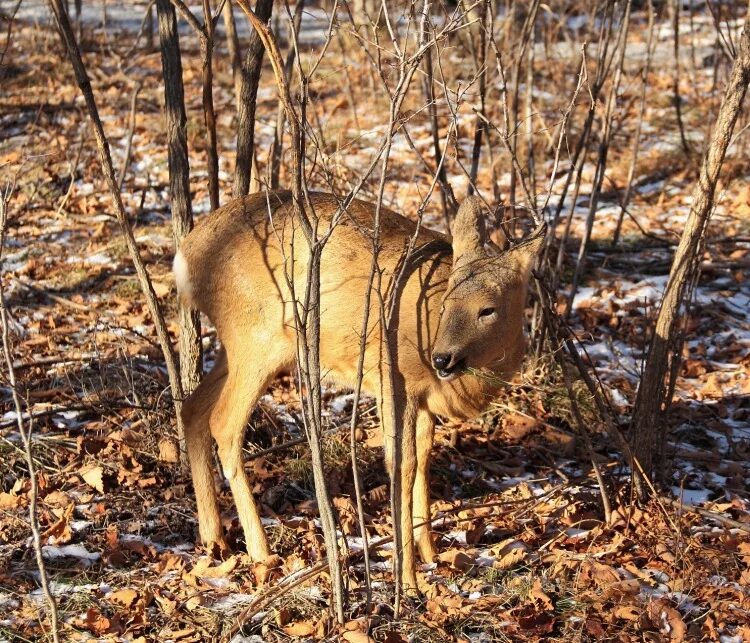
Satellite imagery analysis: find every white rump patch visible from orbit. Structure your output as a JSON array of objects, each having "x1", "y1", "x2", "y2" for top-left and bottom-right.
[{"x1": 173, "y1": 250, "x2": 194, "y2": 306}]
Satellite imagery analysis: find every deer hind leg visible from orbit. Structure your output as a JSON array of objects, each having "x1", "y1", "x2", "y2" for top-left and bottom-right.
[
  {"x1": 182, "y1": 348, "x2": 229, "y2": 552},
  {"x1": 209, "y1": 337, "x2": 284, "y2": 561},
  {"x1": 381, "y1": 395, "x2": 419, "y2": 594},
  {"x1": 413, "y1": 408, "x2": 437, "y2": 564}
]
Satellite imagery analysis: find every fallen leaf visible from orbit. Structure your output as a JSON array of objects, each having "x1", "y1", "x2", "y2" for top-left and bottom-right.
[
  {"x1": 530, "y1": 579, "x2": 553, "y2": 610},
  {"x1": 614, "y1": 604, "x2": 641, "y2": 621},
  {"x1": 437, "y1": 548, "x2": 475, "y2": 572},
  {"x1": 283, "y1": 621, "x2": 316, "y2": 637},
  {"x1": 85, "y1": 608, "x2": 112, "y2": 635},
  {"x1": 494, "y1": 546, "x2": 527, "y2": 570},
  {"x1": 190, "y1": 554, "x2": 238, "y2": 578},
  {"x1": 649, "y1": 598, "x2": 686, "y2": 642},
  {"x1": 580, "y1": 560, "x2": 620, "y2": 588},
  {"x1": 0, "y1": 491, "x2": 24, "y2": 510},
  {"x1": 108, "y1": 588, "x2": 139, "y2": 609},
  {"x1": 79, "y1": 465, "x2": 105, "y2": 493},
  {"x1": 158, "y1": 437, "x2": 180, "y2": 463},
  {"x1": 342, "y1": 632, "x2": 376, "y2": 643}
]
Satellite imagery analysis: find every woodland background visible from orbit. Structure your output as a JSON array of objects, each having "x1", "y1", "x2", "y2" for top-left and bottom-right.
[{"x1": 0, "y1": 0, "x2": 749, "y2": 641}]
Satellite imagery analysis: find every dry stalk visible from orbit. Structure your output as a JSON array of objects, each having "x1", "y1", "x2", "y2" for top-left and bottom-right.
[
  {"x1": 1, "y1": 176, "x2": 61, "y2": 643},
  {"x1": 234, "y1": 0, "x2": 346, "y2": 621},
  {"x1": 566, "y1": 0, "x2": 632, "y2": 315},
  {"x1": 228, "y1": 489, "x2": 556, "y2": 639},
  {"x1": 671, "y1": 0, "x2": 691, "y2": 156},
  {"x1": 559, "y1": 359, "x2": 612, "y2": 524},
  {"x1": 47, "y1": 0, "x2": 187, "y2": 454},
  {"x1": 116, "y1": 81, "x2": 142, "y2": 192},
  {"x1": 613, "y1": 0, "x2": 658, "y2": 247},
  {"x1": 631, "y1": 16, "x2": 750, "y2": 487},
  {"x1": 421, "y1": 24, "x2": 457, "y2": 230},
  {"x1": 268, "y1": 0, "x2": 305, "y2": 190}
]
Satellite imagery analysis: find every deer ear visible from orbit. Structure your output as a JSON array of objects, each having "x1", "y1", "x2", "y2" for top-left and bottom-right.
[
  {"x1": 504, "y1": 223, "x2": 546, "y2": 279},
  {"x1": 451, "y1": 196, "x2": 488, "y2": 261}
]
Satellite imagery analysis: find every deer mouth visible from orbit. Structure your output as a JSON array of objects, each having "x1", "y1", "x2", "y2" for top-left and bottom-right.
[{"x1": 436, "y1": 357, "x2": 466, "y2": 381}]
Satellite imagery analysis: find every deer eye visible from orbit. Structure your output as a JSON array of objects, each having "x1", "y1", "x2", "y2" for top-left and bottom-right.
[{"x1": 478, "y1": 307, "x2": 496, "y2": 319}]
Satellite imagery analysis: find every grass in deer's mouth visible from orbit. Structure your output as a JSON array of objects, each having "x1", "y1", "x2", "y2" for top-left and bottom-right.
[{"x1": 437, "y1": 357, "x2": 467, "y2": 380}]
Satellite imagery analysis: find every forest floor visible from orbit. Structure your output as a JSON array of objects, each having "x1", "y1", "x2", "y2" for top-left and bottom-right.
[{"x1": 1, "y1": 4, "x2": 750, "y2": 642}]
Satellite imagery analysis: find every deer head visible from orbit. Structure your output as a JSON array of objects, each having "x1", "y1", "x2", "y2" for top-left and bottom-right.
[{"x1": 431, "y1": 197, "x2": 544, "y2": 381}]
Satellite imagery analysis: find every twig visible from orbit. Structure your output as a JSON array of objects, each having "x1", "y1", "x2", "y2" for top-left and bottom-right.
[
  {"x1": 228, "y1": 489, "x2": 559, "y2": 638},
  {"x1": 117, "y1": 81, "x2": 142, "y2": 192},
  {"x1": 1, "y1": 175, "x2": 60, "y2": 642},
  {"x1": 0, "y1": 1, "x2": 22, "y2": 68},
  {"x1": 559, "y1": 358, "x2": 612, "y2": 524},
  {"x1": 631, "y1": 16, "x2": 750, "y2": 487},
  {"x1": 55, "y1": 133, "x2": 85, "y2": 217},
  {"x1": 14, "y1": 277, "x2": 91, "y2": 312},
  {"x1": 47, "y1": 0, "x2": 187, "y2": 459},
  {"x1": 663, "y1": 496, "x2": 750, "y2": 535},
  {"x1": 612, "y1": 0, "x2": 658, "y2": 247},
  {"x1": 566, "y1": 0, "x2": 632, "y2": 315}
]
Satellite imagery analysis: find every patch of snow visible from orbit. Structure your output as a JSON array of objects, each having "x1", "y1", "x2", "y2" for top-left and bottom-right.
[
  {"x1": 671, "y1": 487, "x2": 713, "y2": 506},
  {"x1": 329, "y1": 393, "x2": 354, "y2": 414},
  {"x1": 571, "y1": 286, "x2": 598, "y2": 309},
  {"x1": 41, "y1": 543, "x2": 100, "y2": 563},
  {"x1": 0, "y1": 594, "x2": 20, "y2": 611},
  {"x1": 230, "y1": 635, "x2": 265, "y2": 643}
]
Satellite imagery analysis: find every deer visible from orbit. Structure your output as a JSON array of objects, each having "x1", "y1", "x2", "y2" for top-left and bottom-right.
[{"x1": 173, "y1": 190, "x2": 544, "y2": 592}]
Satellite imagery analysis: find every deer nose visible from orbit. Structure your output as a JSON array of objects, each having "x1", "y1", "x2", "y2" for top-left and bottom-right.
[{"x1": 432, "y1": 353, "x2": 452, "y2": 370}]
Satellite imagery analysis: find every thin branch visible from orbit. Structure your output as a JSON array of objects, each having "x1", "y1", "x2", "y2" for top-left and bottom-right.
[
  {"x1": 1, "y1": 176, "x2": 61, "y2": 643},
  {"x1": 47, "y1": 0, "x2": 187, "y2": 455}
]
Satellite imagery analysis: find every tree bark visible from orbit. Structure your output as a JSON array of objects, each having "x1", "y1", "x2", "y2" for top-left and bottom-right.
[
  {"x1": 222, "y1": 1, "x2": 242, "y2": 107},
  {"x1": 631, "y1": 18, "x2": 750, "y2": 487},
  {"x1": 268, "y1": 0, "x2": 304, "y2": 190},
  {"x1": 47, "y1": 0, "x2": 187, "y2": 457},
  {"x1": 156, "y1": 0, "x2": 202, "y2": 395},
  {"x1": 233, "y1": 0, "x2": 273, "y2": 197},
  {"x1": 201, "y1": 0, "x2": 220, "y2": 212}
]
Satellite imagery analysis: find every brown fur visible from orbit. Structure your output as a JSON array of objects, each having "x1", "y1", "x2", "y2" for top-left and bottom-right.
[{"x1": 175, "y1": 191, "x2": 543, "y2": 590}]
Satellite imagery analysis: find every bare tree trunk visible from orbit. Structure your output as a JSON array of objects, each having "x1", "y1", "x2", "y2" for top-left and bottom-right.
[
  {"x1": 201, "y1": 0, "x2": 220, "y2": 212},
  {"x1": 269, "y1": 0, "x2": 305, "y2": 190},
  {"x1": 233, "y1": 1, "x2": 346, "y2": 621},
  {"x1": 47, "y1": 0, "x2": 187, "y2": 455},
  {"x1": 233, "y1": 0, "x2": 273, "y2": 198},
  {"x1": 145, "y1": 0, "x2": 154, "y2": 52},
  {"x1": 467, "y1": 0, "x2": 488, "y2": 197},
  {"x1": 156, "y1": 0, "x2": 202, "y2": 396},
  {"x1": 222, "y1": 1, "x2": 242, "y2": 107},
  {"x1": 631, "y1": 19, "x2": 750, "y2": 487},
  {"x1": 671, "y1": 0, "x2": 691, "y2": 155}
]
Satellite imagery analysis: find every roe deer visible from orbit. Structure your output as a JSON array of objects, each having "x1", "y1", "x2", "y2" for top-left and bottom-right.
[{"x1": 174, "y1": 190, "x2": 543, "y2": 591}]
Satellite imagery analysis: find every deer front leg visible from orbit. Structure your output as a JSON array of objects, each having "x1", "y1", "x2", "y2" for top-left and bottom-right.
[
  {"x1": 414, "y1": 409, "x2": 437, "y2": 564},
  {"x1": 381, "y1": 394, "x2": 419, "y2": 594}
]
